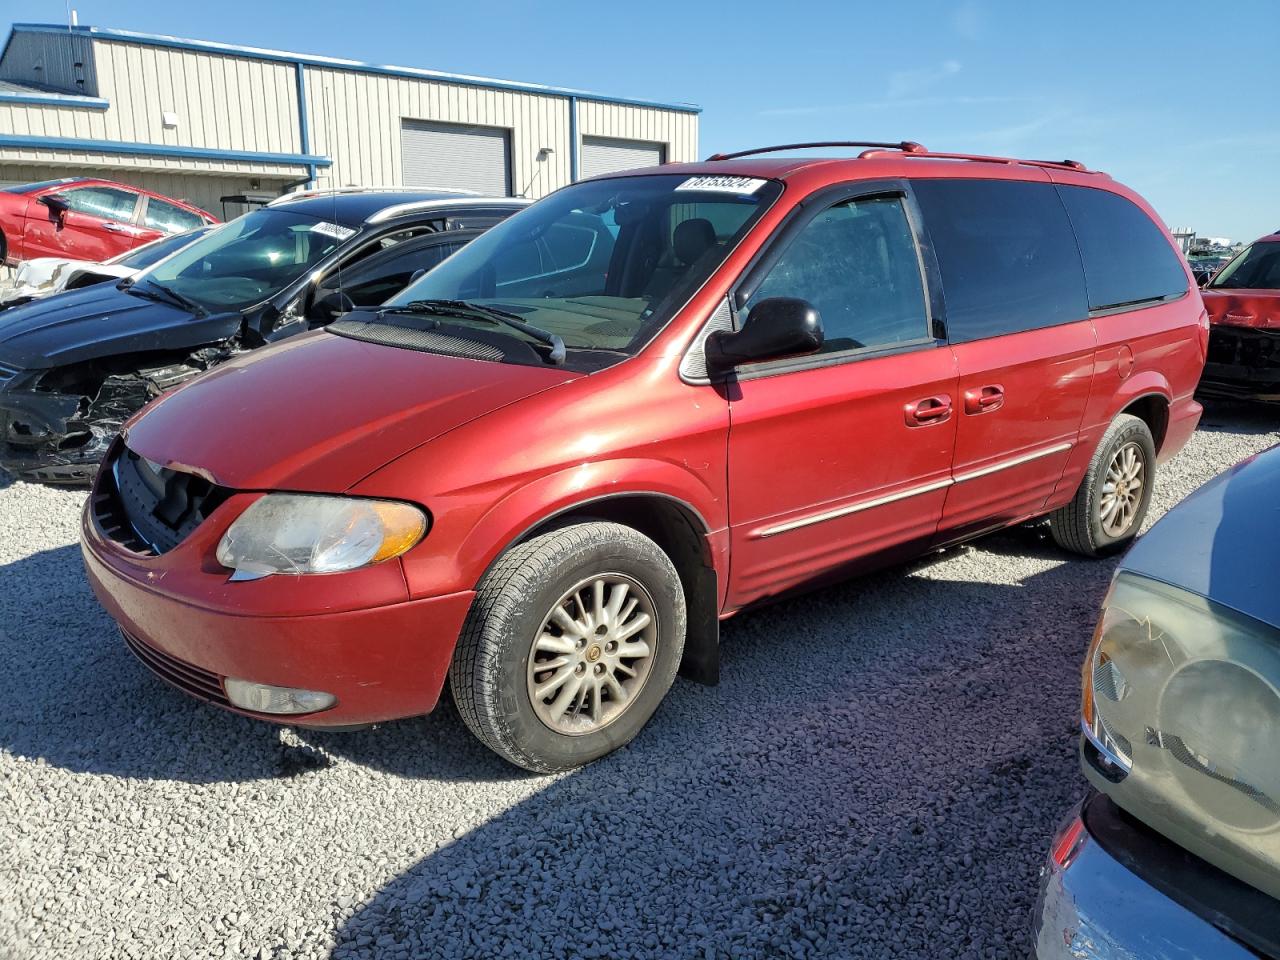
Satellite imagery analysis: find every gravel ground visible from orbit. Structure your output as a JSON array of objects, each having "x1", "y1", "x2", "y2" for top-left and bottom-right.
[{"x1": 1, "y1": 401, "x2": 1276, "y2": 960}]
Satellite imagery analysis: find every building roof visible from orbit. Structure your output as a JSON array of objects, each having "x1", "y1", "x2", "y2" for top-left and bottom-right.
[{"x1": 3, "y1": 23, "x2": 701, "y2": 114}]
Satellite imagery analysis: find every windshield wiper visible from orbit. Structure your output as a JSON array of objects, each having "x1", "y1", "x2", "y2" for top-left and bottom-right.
[
  {"x1": 378, "y1": 298, "x2": 565, "y2": 365},
  {"x1": 126, "y1": 279, "x2": 207, "y2": 317}
]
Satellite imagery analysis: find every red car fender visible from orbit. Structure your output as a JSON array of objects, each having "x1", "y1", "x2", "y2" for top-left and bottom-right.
[
  {"x1": 395, "y1": 457, "x2": 727, "y2": 602},
  {"x1": 1051, "y1": 371, "x2": 1176, "y2": 509}
]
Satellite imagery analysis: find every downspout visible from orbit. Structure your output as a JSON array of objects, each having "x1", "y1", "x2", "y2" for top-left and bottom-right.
[
  {"x1": 568, "y1": 95, "x2": 579, "y2": 183},
  {"x1": 295, "y1": 61, "x2": 316, "y2": 188}
]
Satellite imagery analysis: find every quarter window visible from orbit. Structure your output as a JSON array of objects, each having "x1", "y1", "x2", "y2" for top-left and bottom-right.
[
  {"x1": 744, "y1": 195, "x2": 930, "y2": 354},
  {"x1": 143, "y1": 197, "x2": 206, "y2": 234},
  {"x1": 1057, "y1": 185, "x2": 1188, "y2": 309},
  {"x1": 912, "y1": 179, "x2": 1088, "y2": 342},
  {"x1": 63, "y1": 186, "x2": 139, "y2": 222}
]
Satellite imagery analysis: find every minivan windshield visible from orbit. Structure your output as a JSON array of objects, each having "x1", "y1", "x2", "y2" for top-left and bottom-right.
[
  {"x1": 1208, "y1": 241, "x2": 1280, "y2": 291},
  {"x1": 381, "y1": 173, "x2": 781, "y2": 361},
  {"x1": 132, "y1": 208, "x2": 356, "y2": 312}
]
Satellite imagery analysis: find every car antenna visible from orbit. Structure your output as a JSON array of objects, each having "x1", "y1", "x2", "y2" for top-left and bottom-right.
[{"x1": 325, "y1": 84, "x2": 344, "y2": 305}]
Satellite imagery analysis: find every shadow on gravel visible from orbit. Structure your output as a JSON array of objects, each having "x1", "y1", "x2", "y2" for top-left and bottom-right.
[
  {"x1": 0, "y1": 467, "x2": 14, "y2": 491},
  {"x1": 1198, "y1": 398, "x2": 1280, "y2": 437},
  {"x1": 326, "y1": 547, "x2": 1121, "y2": 960},
  {"x1": 0, "y1": 544, "x2": 515, "y2": 785}
]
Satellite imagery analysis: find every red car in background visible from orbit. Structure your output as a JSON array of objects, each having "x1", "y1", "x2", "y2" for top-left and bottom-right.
[
  {"x1": 1199, "y1": 231, "x2": 1280, "y2": 399},
  {"x1": 0, "y1": 177, "x2": 218, "y2": 266}
]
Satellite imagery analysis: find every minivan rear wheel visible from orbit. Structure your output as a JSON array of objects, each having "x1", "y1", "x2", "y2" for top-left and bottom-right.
[
  {"x1": 449, "y1": 521, "x2": 686, "y2": 773},
  {"x1": 1049, "y1": 413, "x2": 1155, "y2": 557}
]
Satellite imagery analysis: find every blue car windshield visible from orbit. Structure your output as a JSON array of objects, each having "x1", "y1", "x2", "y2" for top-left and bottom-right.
[{"x1": 135, "y1": 208, "x2": 356, "y2": 311}]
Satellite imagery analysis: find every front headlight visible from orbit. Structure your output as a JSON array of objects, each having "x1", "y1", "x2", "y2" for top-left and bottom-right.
[
  {"x1": 216, "y1": 494, "x2": 427, "y2": 580},
  {"x1": 1083, "y1": 572, "x2": 1280, "y2": 833}
]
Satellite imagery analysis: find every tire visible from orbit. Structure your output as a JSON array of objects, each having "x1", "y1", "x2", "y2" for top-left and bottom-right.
[
  {"x1": 449, "y1": 521, "x2": 687, "y2": 773},
  {"x1": 1049, "y1": 413, "x2": 1156, "y2": 557}
]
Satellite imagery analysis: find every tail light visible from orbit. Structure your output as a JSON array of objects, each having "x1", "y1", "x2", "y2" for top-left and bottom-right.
[{"x1": 1050, "y1": 815, "x2": 1088, "y2": 870}]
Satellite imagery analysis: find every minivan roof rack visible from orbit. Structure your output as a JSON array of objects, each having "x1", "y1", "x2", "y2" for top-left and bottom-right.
[
  {"x1": 704, "y1": 141, "x2": 1096, "y2": 174},
  {"x1": 856, "y1": 147, "x2": 1094, "y2": 173},
  {"x1": 705, "y1": 141, "x2": 927, "y2": 161}
]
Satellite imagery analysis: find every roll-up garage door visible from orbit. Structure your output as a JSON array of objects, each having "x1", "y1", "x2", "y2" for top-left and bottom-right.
[
  {"x1": 580, "y1": 137, "x2": 665, "y2": 178},
  {"x1": 400, "y1": 120, "x2": 512, "y2": 196}
]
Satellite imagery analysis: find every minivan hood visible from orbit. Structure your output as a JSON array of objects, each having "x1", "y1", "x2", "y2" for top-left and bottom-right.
[
  {"x1": 124, "y1": 329, "x2": 582, "y2": 491},
  {"x1": 0, "y1": 282, "x2": 241, "y2": 370}
]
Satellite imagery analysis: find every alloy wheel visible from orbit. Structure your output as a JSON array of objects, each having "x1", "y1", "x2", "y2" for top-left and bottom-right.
[
  {"x1": 526, "y1": 573, "x2": 658, "y2": 735},
  {"x1": 1100, "y1": 441, "x2": 1146, "y2": 537}
]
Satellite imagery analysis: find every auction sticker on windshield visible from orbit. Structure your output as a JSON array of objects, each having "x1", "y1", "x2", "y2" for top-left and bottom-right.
[
  {"x1": 675, "y1": 176, "x2": 768, "y2": 195},
  {"x1": 310, "y1": 221, "x2": 357, "y2": 242}
]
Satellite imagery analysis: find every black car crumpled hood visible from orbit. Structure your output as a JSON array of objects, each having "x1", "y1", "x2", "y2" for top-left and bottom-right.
[{"x1": 0, "y1": 282, "x2": 241, "y2": 370}]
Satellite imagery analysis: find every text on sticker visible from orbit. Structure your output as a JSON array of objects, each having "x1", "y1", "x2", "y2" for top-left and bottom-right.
[
  {"x1": 675, "y1": 176, "x2": 768, "y2": 195},
  {"x1": 311, "y1": 221, "x2": 357, "y2": 242}
]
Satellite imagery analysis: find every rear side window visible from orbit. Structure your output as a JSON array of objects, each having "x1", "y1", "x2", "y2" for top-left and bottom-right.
[
  {"x1": 913, "y1": 179, "x2": 1087, "y2": 342},
  {"x1": 1057, "y1": 185, "x2": 1188, "y2": 309},
  {"x1": 144, "y1": 197, "x2": 206, "y2": 234}
]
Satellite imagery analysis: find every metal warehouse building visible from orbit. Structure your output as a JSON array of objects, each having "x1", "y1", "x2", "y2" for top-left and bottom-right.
[{"x1": 0, "y1": 22, "x2": 700, "y2": 216}]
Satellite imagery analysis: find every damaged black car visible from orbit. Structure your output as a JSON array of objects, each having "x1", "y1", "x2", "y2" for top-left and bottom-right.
[{"x1": 0, "y1": 189, "x2": 527, "y2": 483}]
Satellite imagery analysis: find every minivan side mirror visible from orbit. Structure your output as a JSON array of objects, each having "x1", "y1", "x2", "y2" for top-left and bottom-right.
[
  {"x1": 705, "y1": 297, "x2": 823, "y2": 376},
  {"x1": 39, "y1": 193, "x2": 70, "y2": 217}
]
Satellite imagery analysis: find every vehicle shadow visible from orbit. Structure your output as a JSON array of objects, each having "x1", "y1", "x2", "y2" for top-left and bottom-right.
[
  {"x1": 325, "y1": 549, "x2": 1118, "y2": 958},
  {"x1": 0, "y1": 543, "x2": 518, "y2": 785},
  {"x1": 1198, "y1": 397, "x2": 1280, "y2": 436}
]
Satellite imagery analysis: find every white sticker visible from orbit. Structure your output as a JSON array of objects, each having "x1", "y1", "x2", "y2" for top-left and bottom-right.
[
  {"x1": 310, "y1": 220, "x2": 356, "y2": 241},
  {"x1": 675, "y1": 175, "x2": 768, "y2": 195}
]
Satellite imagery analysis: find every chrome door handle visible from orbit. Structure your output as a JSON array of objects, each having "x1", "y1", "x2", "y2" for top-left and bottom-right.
[{"x1": 102, "y1": 222, "x2": 128, "y2": 233}]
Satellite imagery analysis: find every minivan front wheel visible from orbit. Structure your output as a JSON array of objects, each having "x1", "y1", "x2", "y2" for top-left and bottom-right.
[
  {"x1": 449, "y1": 521, "x2": 686, "y2": 773},
  {"x1": 1049, "y1": 413, "x2": 1155, "y2": 557}
]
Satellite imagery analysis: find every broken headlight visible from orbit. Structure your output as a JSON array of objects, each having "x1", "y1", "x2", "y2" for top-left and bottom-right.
[
  {"x1": 216, "y1": 494, "x2": 427, "y2": 580},
  {"x1": 1083, "y1": 572, "x2": 1280, "y2": 833}
]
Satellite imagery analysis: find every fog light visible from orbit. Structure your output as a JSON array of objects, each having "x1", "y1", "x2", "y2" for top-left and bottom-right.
[{"x1": 224, "y1": 678, "x2": 336, "y2": 715}]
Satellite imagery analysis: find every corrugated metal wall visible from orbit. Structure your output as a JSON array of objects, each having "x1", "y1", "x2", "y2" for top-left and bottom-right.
[
  {"x1": 2, "y1": 31, "x2": 700, "y2": 203},
  {"x1": 0, "y1": 29, "x2": 98, "y2": 96},
  {"x1": 303, "y1": 67, "x2": 574, "y2": 198},
  {"x1": 577, "y1": 100, "x2": 699, "y2": 165},
  {"x1": 92, "y1": 40, "x2": 300, "y2": 153}
]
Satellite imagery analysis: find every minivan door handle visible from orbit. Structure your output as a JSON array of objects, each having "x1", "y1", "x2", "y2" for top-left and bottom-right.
[
  {"x1": 963, "y1": 384, "x2": 1005, "y2": 415},
  {"x1": 904, "y1": 395, "x2": 953, "y2": 427}
]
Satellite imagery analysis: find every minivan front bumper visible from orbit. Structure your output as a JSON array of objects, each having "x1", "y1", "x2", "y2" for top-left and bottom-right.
[
  {"x1": 1034, "y1": 794, "x2": 1275, "y2": 959},
  {"x1": 81, "y1": 499, "x2": 475, "y2": 727}
]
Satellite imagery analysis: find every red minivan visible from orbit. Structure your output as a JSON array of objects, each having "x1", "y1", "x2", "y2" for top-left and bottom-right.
[{"x1": 80, "y1": 142, "x2": 1206, "y2": 771}]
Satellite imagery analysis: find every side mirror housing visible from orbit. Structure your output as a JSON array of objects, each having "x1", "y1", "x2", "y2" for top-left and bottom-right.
[
  {"x1": 705, "y1": 297, "x2": 823, "y2": 376},
  {"x1": 39, "y1": 193, "x2": 70, "y2": 217},
  {"x1": 311, "y1": 290, "x2": 355, "y2": 324}
]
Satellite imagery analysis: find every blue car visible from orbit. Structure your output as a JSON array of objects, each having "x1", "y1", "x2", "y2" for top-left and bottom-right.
[{"x1": 1035, "y1": 444, "x2": 1280, "y2": 957}]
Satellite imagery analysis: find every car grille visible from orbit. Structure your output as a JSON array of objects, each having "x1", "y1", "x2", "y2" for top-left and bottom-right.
[
  {"x1": 121, "y1": 628, "x2": 230, "y2": 707},
  {"x1": 1208, "y1": 326, "x2": 1280, "y2": 369},
  {"x1": 93, "y1": 444, "x2": 231, "y2": 555}
]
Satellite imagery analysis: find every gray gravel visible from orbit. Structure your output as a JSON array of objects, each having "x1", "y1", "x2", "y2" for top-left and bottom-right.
[{"x1": 1, "y1": 401, "x2": 1276, "y2": 960}]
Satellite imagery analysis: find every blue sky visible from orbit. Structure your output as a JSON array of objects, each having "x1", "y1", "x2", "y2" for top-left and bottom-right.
[{"x1": 8, "y1": 0, "x2": 1279, "y2": 240}]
